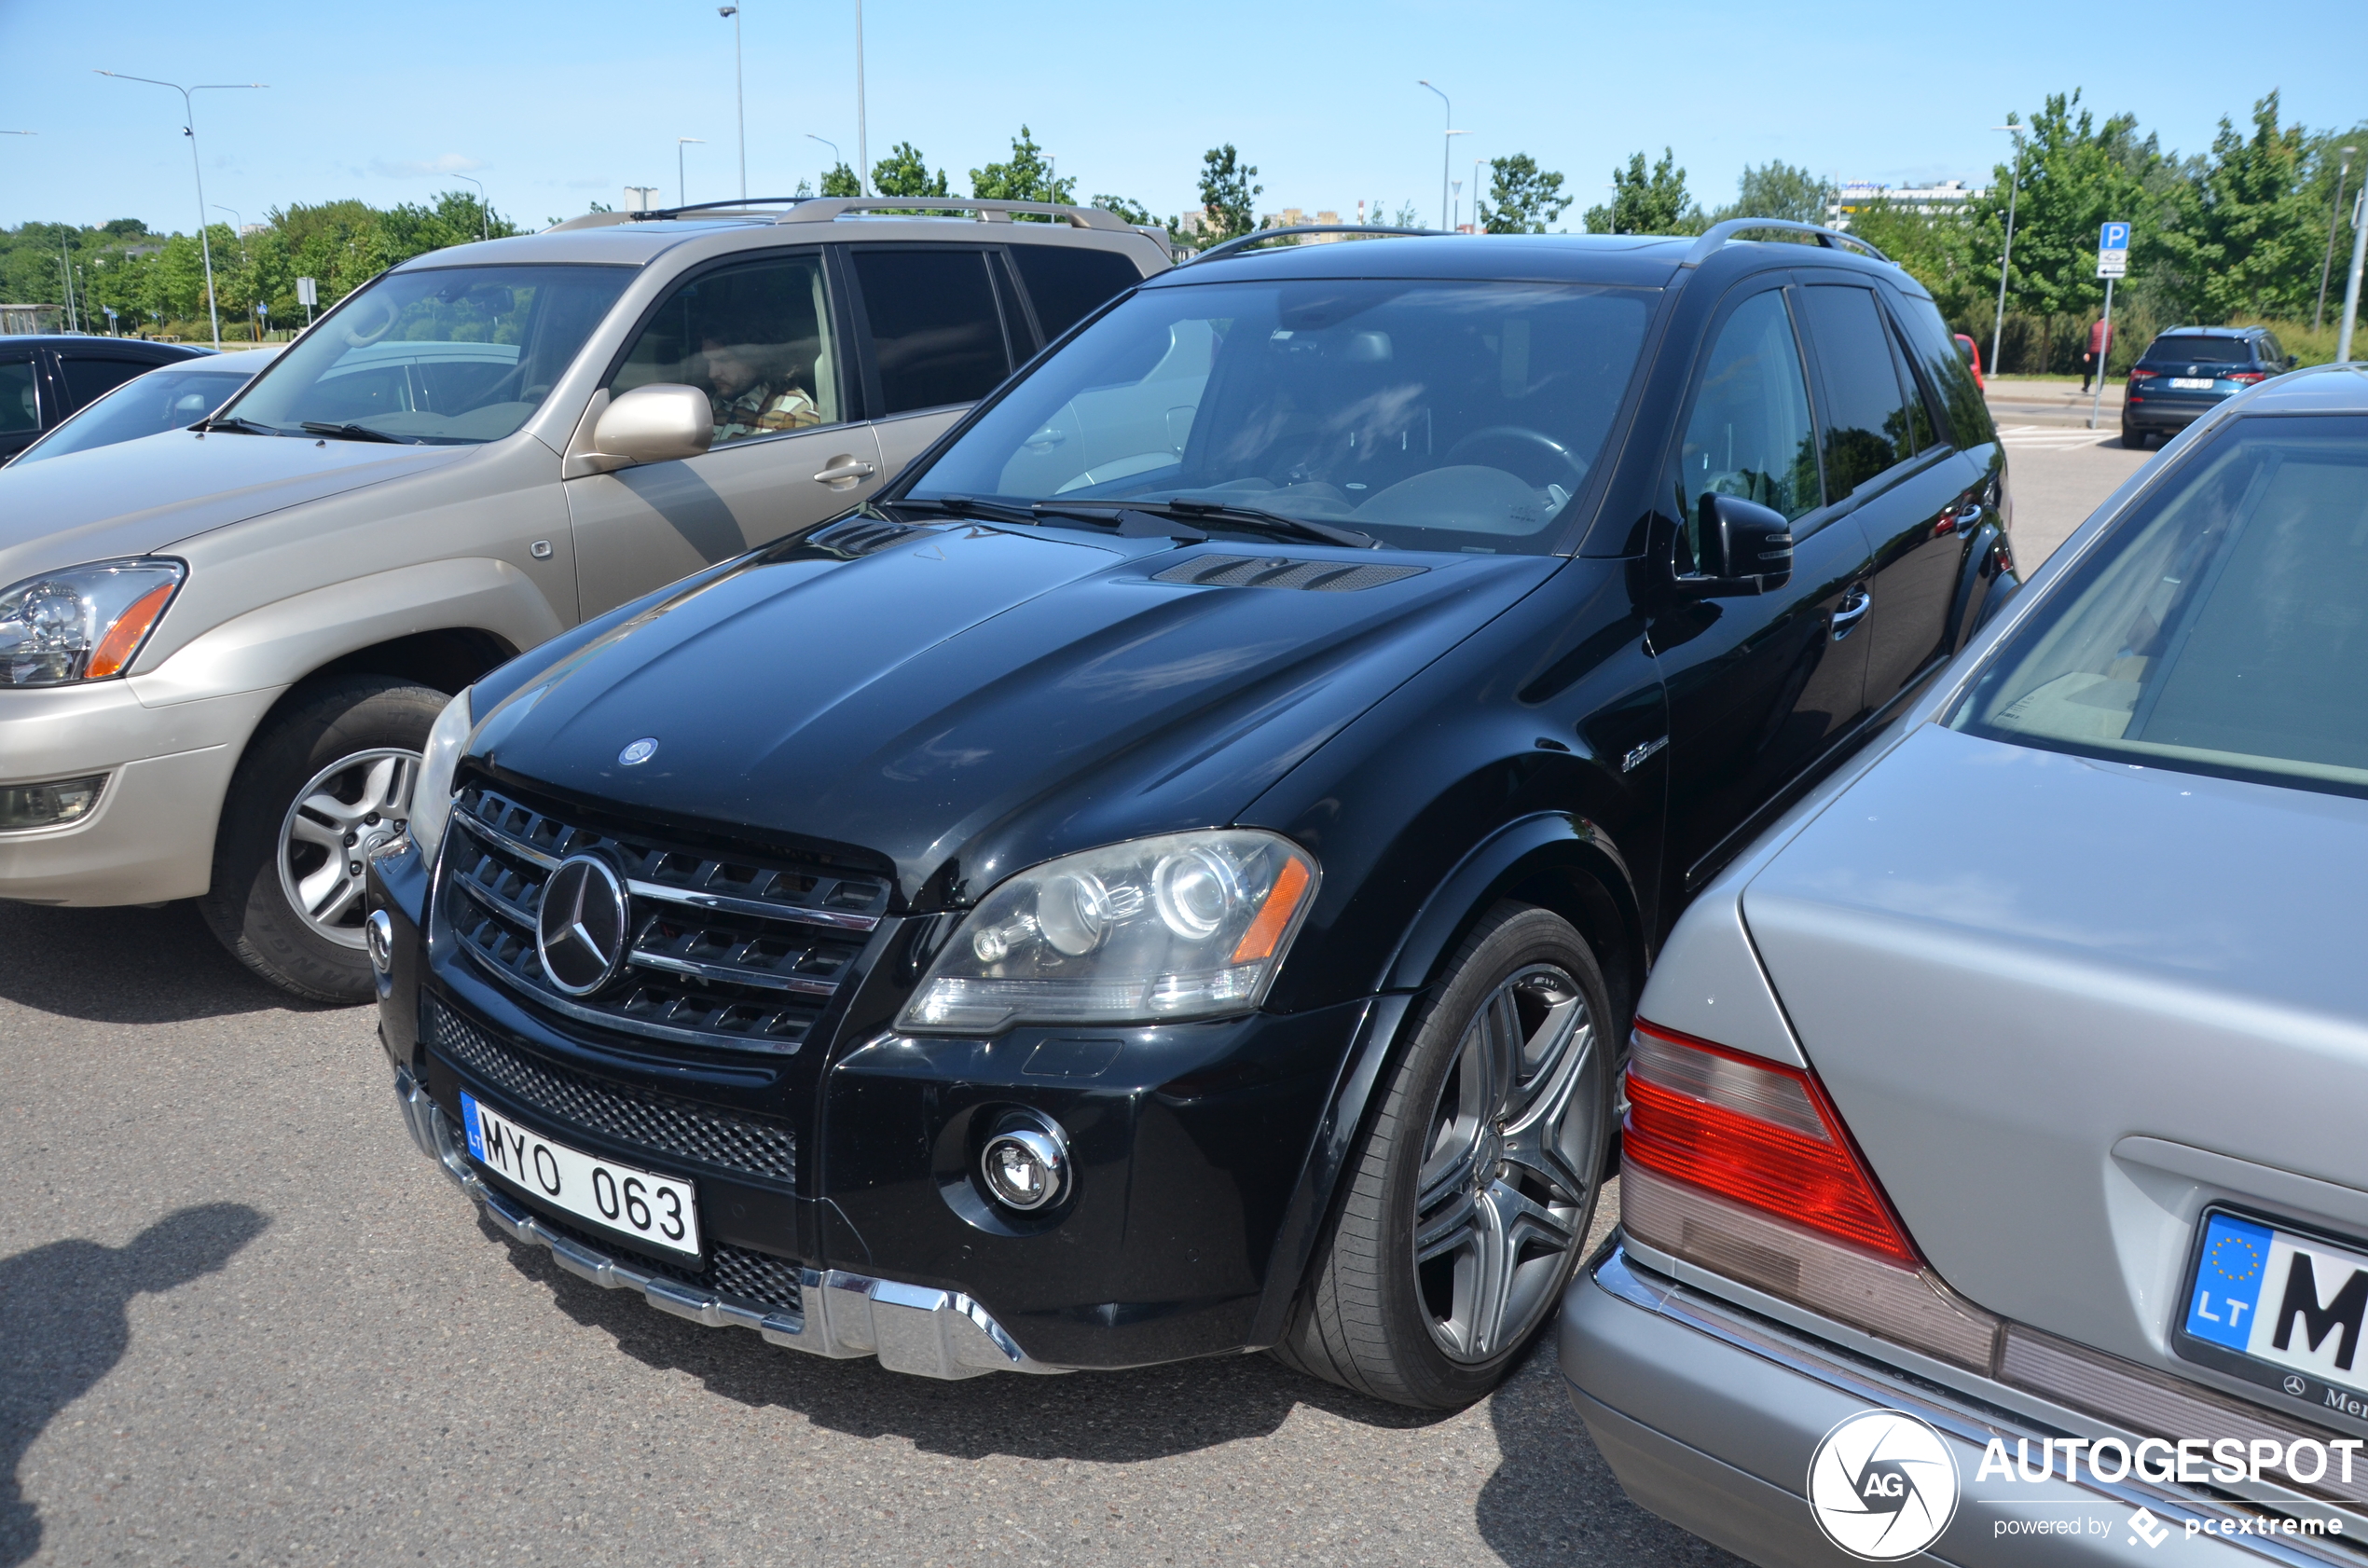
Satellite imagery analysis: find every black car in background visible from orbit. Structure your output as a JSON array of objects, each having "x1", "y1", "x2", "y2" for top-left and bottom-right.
[
  {"x1": 2123, "y1": 323, "x2": 2294, "y2": 447},
  {"x1": 0, "y1": 334, "x2": 213, "y2": 460},
  {"x1": 367, "y1": 219, "x2": 2017, "y2": 1409}
]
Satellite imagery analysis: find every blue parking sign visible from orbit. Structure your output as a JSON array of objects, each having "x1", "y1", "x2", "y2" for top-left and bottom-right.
[{"x1": 2100, "y1": 221, "x2": 2131, "y2": 253}]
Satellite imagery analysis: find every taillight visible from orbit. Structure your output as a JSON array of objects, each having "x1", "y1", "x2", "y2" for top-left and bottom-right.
[
  {"x1": 2225, "y1": 371, "x2": 2266, "y2": 384},
  {"x1": 1619, "y1": 1019, "x2": 2001, "y2": 1369},
  {"x1": 2127, "y1": 367, "x2": 2158, "y2": 379}
]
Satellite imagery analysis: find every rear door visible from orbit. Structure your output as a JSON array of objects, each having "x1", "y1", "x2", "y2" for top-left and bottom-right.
[
  {"x1": 846, "y1": 244, "x2": 1020, "y2": 487},
  {"x1": 55, "y1": 349, "x2": 162, "y2": 420},
  {"x1": 565, "y1": 245, "x2": 884, "y2": 618},
  {"x1": 1796, "y1": 280, "x2": 1978, "y2": 713},
  {"x1": 1005, "y1": 242, "x2": 1148, "y2": 345},
  {"x1": 1657, "y1": 281, "x2": 1879, "y2": 896},
  {"x1": 0, "y1": 345, "x2": 45, "y2": 459}
]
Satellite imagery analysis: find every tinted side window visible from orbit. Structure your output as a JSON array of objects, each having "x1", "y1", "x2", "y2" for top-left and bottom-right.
[
  {"x1": 1801, "y1": 285, "x2": 1916, "y2": 500},
  {"x1": 613, "y1": 252, "x2": 841, "y2": 447},
  {"x1": 1886, "y1": 316, "x2": 1938, "y2": 456},
  {"x1": 0, "y1": 357, "x2": 40, "y2": 433},
  {"x1": 2261, "y1": 333, "x2": 2285, "y2": 364},
  {"x1": 1673, "y1": 289, "x2": 1822, "y2": 569},
  {"x1": 852, "y1": 249, "x2": 1011, "y2": 415},
  {"x1": 1010, "y1": 245, "x2": 1143, "y2": 343},
  {"x1": 60, "y1": 354, "x2": 153, "y2": 411},
  {"x1": 1893, "y1": 293, "x2": 1990, "y2": 447}
]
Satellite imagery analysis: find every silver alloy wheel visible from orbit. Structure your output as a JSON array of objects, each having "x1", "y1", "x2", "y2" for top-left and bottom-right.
[
  {"x1": 275, "y1": 748, "x2": 420, "y2": 947},
  {"x1": 1411, "y1": 962, "x2": 1600, "y2": 1363}
]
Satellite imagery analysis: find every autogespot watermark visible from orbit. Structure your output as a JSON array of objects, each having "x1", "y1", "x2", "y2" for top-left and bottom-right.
[{"x1": 1811, "y1": 1411, "x2": 2356, "y2": 1558}]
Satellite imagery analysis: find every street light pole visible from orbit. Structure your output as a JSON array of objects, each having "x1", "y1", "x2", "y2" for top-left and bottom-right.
[
  {"x1": 96, "y1": 72, "x2": 264, "y2": 351},
  {"x1": 1989, "y1": 121, "x2": 2025, "y2": 379},
  {"x1": 806, "y1": 132, "x2": 840, "y2": 193},
  {"x1": 719, "y1": 7, "x2": 746, "y2": 199},
  {"x1": 2338, "y1": 183, "x2": 2367, "y2": 365},
  {"x1": 678, "y1": 137, "x2": 706, "y2": 209},
  {"x1": 2317, "y1": 147, "x2": 2358, "y2": 334},
  {"x1": 454, "y1": 172, "x2": 490, "y2": 241},
  {"x1": 855, "y1": 0, "x2": 868, "y2": 196},
  {"x1": 1417, "y1": 80, "x2": 1451, "y2": 230}
]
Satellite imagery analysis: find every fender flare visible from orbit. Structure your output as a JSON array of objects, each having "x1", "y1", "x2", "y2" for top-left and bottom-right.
[
  {"x1": 1941, "y1": 519, "x2": 2012, "y2": 655},
  {"x1": 1246, "y1": 811, "x2": 1645, "y2": 1346}
]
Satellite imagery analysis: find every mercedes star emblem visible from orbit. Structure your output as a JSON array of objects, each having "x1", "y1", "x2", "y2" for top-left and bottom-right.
[
  {"x1": 619, "y1": 736, "x2": 659, "y2": 765},
  {"x1": 2285, "y1": 1374, "x2": 2309, "y2": 1397},
  {"x1": 536, "y1": 855, "x2": 630, "y2": 996}
]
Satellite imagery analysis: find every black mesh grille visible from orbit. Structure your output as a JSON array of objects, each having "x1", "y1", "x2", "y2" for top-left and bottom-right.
[
  {"x1": 427, "y1": 999, "x2": 797, "y2": 1186},
  {"x1": 1151, "y1": 554, "x2": 1427, "y2": 591},
  {"x1": 530, "y1": 1207, "x2": 805, "y2": 1318}
]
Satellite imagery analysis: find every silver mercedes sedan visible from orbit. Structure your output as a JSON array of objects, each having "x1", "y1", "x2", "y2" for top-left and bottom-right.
[{"x1": 1563, "y1": 363, "x2": 2368, "y2": 1565}]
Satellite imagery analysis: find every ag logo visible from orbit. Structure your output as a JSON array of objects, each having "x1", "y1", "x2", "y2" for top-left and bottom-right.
[{"x1": 1807, "y1": 1410, "x2": 1960, "y2": 1561}]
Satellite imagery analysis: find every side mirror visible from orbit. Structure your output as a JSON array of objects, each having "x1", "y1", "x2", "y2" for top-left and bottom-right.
[
  {"x1": 1677, "y1": 493, "x2": 1795, "y2": 597},
  {"x1": 591, "y1": 384, "x2": 714, "y2": 466}
]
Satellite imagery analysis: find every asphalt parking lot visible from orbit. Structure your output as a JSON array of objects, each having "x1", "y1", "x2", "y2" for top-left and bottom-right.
[{"x1": 0, "y1": 421, "x2": 2150, "y2": 1568}]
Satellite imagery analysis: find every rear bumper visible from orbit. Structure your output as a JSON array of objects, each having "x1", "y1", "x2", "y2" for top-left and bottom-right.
[
  {"x1": 2125, "y1": 399, "x2": 2220, "y2": 433},
  {"x1": 1562, "y1": 1244, "x2": 2359, "y2": 1567}
]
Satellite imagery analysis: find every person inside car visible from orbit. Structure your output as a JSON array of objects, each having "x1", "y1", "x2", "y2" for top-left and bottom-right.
[{"x1": 698, "y1": 335, "x2": 823, "y2": 441}]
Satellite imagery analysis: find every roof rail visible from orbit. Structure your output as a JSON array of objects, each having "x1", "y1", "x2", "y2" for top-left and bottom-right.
[
  {"x1": 1680, "y1": 218, "x2": 1892, "y2": 268},
  {"x1": 1183, "y1": 224, "x2": 1442, "y2": 266},
  {"x1": 771, "y1": 197, "x2": 1134, "y2": 230}
]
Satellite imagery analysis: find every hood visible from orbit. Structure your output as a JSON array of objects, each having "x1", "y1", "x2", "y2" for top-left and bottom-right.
[
  {"x1": 1739, "y1": 720, "x2": 2368, "y2": 1362},
  {"x1": 0, "y1": 427, "x2": 468, "y2": 586},
  {"x1": 471, "y1": 522, "x2": 1555, "y2": 901}
]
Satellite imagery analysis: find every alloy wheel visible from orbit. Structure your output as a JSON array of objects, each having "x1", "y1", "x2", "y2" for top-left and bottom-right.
[
  {"x1": 1410, "y1": 962, "x2": 1602, "y2": 1363},
  {"x1": 275, "y1": 748, "x2": 419, "y2": 947}
]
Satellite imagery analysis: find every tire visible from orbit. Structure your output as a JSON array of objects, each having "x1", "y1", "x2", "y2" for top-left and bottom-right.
[
  {"x1": 200, "y1": 675, "x2": 447, "y2": 1003},
  {"x1": 2122, "y1": 424, "x2": 2150, "y2": 449},
  {"x1": 1273, "y1": 902, "x2": 1615, "y2": 1409}
]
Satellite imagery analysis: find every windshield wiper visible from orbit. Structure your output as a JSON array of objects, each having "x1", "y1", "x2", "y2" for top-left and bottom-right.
[
  {"x1": 889, "y1": 495, "x2": 1038, "y2": 523},
  {"x1": 300, "y1": 421, "x2": 413, "y2": 445},
  {"x1": 1048, "y1": 499, "x2": 1377, "y2": 550},
  {"x1": 192, "y1": 415, "x2": 279, "y2": 435}
]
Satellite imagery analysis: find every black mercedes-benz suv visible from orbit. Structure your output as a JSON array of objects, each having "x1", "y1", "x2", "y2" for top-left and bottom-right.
[{"x1": 367, "y1": 220, "x2": 2015, "y2": 1409}]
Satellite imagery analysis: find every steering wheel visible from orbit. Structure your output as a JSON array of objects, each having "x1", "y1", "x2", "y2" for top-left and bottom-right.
[{"x1": 1444, "y1": 425, "x2": 1589, "y2": 489}]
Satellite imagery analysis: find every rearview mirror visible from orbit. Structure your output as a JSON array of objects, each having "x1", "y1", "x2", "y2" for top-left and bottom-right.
[
  {"x1": 592, "y1": 384, "x2": 714, "y2": 466},
  {"x1": 1676, "y1": 493, "x2": 1795, "y2": 597}
]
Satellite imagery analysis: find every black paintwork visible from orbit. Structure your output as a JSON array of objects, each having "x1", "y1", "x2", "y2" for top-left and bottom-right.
[
  {"x1": 371, "y1": 233, "x2": 2013, "y2": 1369},
  {"x1": 0, "y1": 336, "x2": 210, "y2": 460}
]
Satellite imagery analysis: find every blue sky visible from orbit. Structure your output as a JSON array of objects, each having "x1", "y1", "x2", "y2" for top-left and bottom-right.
[{"x1": 4, "y1": 0, "x2": 2361, "y2": 234}]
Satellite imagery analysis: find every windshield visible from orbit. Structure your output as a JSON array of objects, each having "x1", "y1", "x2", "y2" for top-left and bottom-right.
[
  {"x1": 228, "y1": 264, "x2": 633, "y2": 444},
  {"x1": 11, "y1": 363, "x2": 259, "y2": 465},
  {"x1": 2143, "y1": 336, "x2": 2252, "y2": 365},
  {"x1": 1952, "y1": 415, "x2": 2368, "y2": 798},
  {"x1": 902, "y1": 278, "x2": 1655, "y2": 554}
]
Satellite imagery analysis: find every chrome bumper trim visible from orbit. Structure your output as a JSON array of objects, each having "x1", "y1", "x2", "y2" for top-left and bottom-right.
[{"x1": 395, "y1": 1066, "x2": 1067, "y2": 1379}]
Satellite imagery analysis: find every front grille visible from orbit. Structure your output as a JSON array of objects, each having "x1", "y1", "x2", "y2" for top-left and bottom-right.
[
  {"x1": 427, "y1": 998, "x2": 797, "y2": 1186},
  {"x1": 1152, "y1": 554, "x2": 1427, "y2": 592},
  {"x1": 440, "y1": 783, "x2": 888, "y2": 1053},
  {"x1": 532, "y1": 1206, "x2": 805, "y2": 1318}
]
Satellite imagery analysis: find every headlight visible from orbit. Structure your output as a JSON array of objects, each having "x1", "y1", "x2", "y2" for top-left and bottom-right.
[
  {"x1": 899, "y1": 830, "x2": 1319, "y2": 1034},
  {"x1": 406, "y1": 687, "x2": 475, "y2": 866},
  {"x1": 0, "y1": 557, "x2": 185, "y2": 687}
]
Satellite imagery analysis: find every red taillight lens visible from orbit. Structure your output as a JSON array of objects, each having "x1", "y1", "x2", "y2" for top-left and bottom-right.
[
  {"x1": 2127, "y1": 367, "x2": 2158, "y2": 379},
  {"x1": 1623, "y1": 1020, "x2": 1919, "y2": 1267},
  {"x1": 2225, "y1": 371, "x2": 2266, "y2": 384}
]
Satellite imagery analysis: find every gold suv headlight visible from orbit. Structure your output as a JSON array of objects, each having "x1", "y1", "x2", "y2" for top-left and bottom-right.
[
  {"x1": 0, "y1": 557, "x2": 186, "y2": 687},
  {"x1": 899, "y1": 830, "x2": 1320, "y2": 1034}
]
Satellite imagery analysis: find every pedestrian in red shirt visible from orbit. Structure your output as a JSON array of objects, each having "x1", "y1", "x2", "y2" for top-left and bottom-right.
[{"x1": 2081, "y1": 316, "x2": 2113, "y2": 392}]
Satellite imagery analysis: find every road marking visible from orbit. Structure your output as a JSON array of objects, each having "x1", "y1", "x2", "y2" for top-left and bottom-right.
[{"x1": 1996, "y1": 425, "x2": 2127, "y2": 450}]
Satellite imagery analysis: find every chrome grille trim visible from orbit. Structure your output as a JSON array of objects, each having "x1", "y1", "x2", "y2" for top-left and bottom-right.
[
  {"x1": 453, "y1": 940, "x2": 814, "y2": 1052},
  {"x1": 455, "y1": 807, "x2": 559, "y2": 870},
  {"x1": 629, "y1": 949, "x2": 839, "y2": 996},
  {"x1": 626, "y1": 878, "x2": 880, "y2": 931},
  {"x1": 426, "y1": 997, "x2": 797, "y2": 1184}
]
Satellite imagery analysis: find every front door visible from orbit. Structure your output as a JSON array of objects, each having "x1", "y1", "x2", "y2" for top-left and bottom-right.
[
  {"x1": 566, "y1": 248, "x2": 886, "y2": 618},
  {"x1": 1655, "y1": 282, "x2": 1878, "y2": 898}
]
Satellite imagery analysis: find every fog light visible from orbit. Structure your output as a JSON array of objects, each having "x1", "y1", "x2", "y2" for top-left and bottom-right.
[
  {"x1": 0, "y1": 774, "x2": 106, "y2": 832},
  {"x1": 365, "y1": 909, "x2": 395, "y2": 975},
  {"x1": 980, "y1": 1117, "x2": 1069, "y2": 1212}
]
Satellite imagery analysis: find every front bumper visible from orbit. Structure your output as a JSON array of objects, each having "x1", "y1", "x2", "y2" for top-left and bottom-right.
[
  {"x1": 1563, "y1": 1245, "x2": 2363, "y2": 1567},
  {"x1": 394, "y1": 1065, "x2": 1061, "y2": 1379}
]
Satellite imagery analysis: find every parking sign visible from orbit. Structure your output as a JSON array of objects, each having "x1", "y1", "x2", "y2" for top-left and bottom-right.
[{"x1": 2098, "y1": 222, "x2": 2130, "y2": 279}]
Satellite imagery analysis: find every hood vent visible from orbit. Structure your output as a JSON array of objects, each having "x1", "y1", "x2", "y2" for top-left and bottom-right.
[
  {"x1": 1152, "y1": 554, "x2": 1427, "y2": 592},
  {"x1": 811, "y1": 517, "x2": 939, "y2": 557}
]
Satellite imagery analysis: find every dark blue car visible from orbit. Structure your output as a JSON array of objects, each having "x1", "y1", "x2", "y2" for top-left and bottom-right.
[{"x1": 2123, "y1": 324, "x2": 2295, "y2": 447}]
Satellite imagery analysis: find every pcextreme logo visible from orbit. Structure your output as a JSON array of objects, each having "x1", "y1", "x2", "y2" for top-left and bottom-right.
[{"x1": 1807, "y1": 1410, "x2": 1961, "y2": 1561}]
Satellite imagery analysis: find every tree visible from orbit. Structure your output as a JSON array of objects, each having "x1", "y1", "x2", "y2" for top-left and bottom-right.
[
  {"x1": 1584, "y1": 149, "x2": 1703, "y2": 236},
  {"x1": 1967, "y1": 91, "x2": 2154, "y2": 322},
  {"x1": 819, "y1": 162, "x2": 860, "y2": 198},
  {"x1": 971, "y1": 126, "x2": 1074, "y2": 210},
  {"x1": 1091, "y1": 194, "x2": 1159, "y2": 227},
  {"x1": 1714, "y1": 161, "x2": 1834, "y2": 226},
  {"x1": 1480, "y1": 154, "x2": 1572, "y2": 233},
  {"x1": 1197, "y1": 144, "x2": 1261, "y2": 245},
  {"x1": 872, "y1": 142, "x2": 948, "y2": 199},
  {"x1": 2154, "y1": 92, "x2": 2323, "y2": 322}
]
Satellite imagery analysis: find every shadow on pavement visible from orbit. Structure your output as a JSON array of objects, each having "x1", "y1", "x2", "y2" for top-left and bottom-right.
[
  {"x1": 0, "y1": 1203, "x2": 269, "y2": 1567},
  {"x1": 0, "y1": 901, "x2": 317, "y2": 1025},
  {"x1": 482, "y1": 1212, "x2": 1451, "y2": 1464}
]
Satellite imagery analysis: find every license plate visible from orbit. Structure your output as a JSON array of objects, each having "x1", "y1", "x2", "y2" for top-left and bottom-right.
[
  {"x1": 2168, "y1": 377, "x2": 2214, "y2": 390},
  {"x1": 461, "y1": 1091, "x2": 702, "y2": 1259},
  {"x1": 2180, "y1": 1209, "x2": 2368, "y2": 1408}
]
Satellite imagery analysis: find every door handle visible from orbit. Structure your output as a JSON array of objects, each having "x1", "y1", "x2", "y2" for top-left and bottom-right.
[
  {"x1": 812, "y1": 456, "x2": 878, "y2": 488},
  {"x1": 1830, "y1": 586, "x2": 1872, "y2": 640},
  {"x1": 1939, "y1": 502, "x2": 1984, "y2": 536}
]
